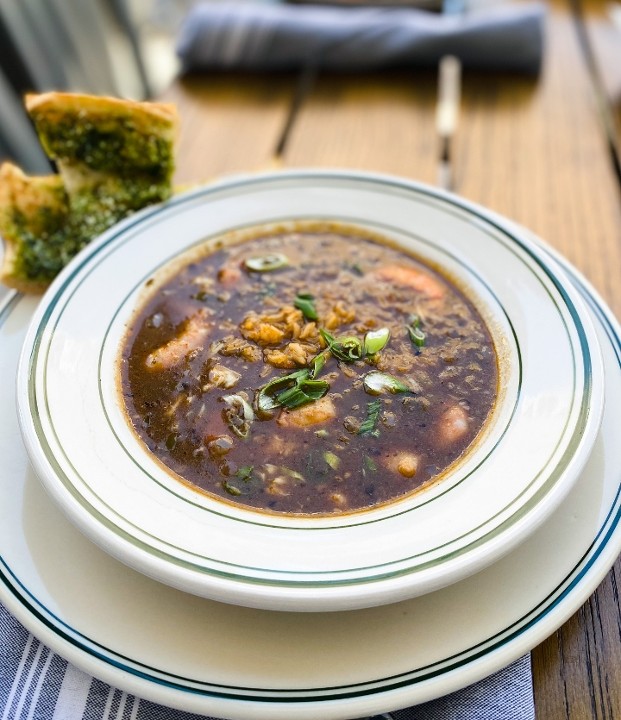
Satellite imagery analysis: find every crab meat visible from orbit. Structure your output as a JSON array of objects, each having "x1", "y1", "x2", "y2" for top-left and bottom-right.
[{"x1": 206, "y1": 364, "x2": 241, "y2": 389}]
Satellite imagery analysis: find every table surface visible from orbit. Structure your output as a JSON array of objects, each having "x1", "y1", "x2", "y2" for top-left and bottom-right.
[{"x1": 162, "y1": 0, "x2": 621, "y2": 717}]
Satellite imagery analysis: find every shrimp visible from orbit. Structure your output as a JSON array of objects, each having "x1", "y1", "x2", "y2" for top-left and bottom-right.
[
  {"x1": 436, "y1": 404, "x2": 470, "y2": 447},
  {"x1": 374, "y1": 265, "x2": 445, "y2": 299},
  {"x1": 277, "y1": 397, "x2": 337, "y2": 428},
  {"x1": 146, "y1": 311, "x2": 210, "y2": 370}
]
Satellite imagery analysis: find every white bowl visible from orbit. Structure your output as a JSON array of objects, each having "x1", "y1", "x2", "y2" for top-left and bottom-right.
[{"x1": 16, "y1": 170, "x2": 605, "y2": 611}]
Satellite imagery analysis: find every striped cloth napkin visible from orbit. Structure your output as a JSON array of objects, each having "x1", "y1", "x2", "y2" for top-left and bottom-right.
[
  {"x1": 176, "y1": 1, "x2": 546, "y2": 75},
  {"x1": 1, "y1": 602, "x2": 534, "y2": 720}
]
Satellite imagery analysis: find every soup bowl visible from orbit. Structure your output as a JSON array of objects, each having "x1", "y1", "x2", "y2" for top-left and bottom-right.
[{"x1": 16, "y1": 170, "x2": 605, "y2": 611}]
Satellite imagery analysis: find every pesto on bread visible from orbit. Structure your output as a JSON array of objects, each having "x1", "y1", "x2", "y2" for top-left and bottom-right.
[{"x1": 0, "y1": 93, "x2": 179, "y2": 293}]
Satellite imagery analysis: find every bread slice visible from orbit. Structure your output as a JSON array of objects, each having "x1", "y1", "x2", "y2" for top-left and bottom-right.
[
  {"x1": 0, "y1": 163, "x2": 71, "y2": 293},
  {"x1": 25, "y1": 92, "x2": 178, "y2": 196},
  {"x1": 0, "y1": 93, "x2": 179, "y2": 293}
]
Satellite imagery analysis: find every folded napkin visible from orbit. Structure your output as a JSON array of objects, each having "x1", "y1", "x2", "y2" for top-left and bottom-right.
[
  {"x1": 176, "y1": 1, "x2": 546, "y2": 75},
  {"x1": 1, "y1": 602, "x2": 534, "y2": 720}
]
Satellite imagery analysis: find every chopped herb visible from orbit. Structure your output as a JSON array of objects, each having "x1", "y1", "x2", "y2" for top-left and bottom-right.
[
  {"x1": 165, "y1": 433, "x2": 178, "y2": 450},
  {"x1": 346, "y1": 262, "x2": 364, "y2": 276},
  {"x1": 320, "y1": 329, "x2": 364, "y2": 362},
  {"x1": 358, "y1": 400, "x2": 382, "y2": 437},
  {"x1": 363, "y1": 455, "x2": 378, "y2": 473},
  {"x1": 294, "y1": 292, "x2": 318, "y2": 321},
  {"x1": 406, "y1": 314, "x2": 426, "y2": 348},
  {"x1": 244, "y1": 253, "x2": 288, "y2": 272},
  {"x1": 363, "y1": 327, "x2": 390, "y2": 355},
  {"x1": 235, "y1": 465, "x2": 254, "y2": 482},
  {"x1": 363, "y1": 371, "x2": 411, "y2": 395}
]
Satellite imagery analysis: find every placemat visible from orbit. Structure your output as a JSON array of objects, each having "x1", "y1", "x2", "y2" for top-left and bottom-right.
[{"x1": 0, "y1": 602, "x2": 534, "y2": 719}]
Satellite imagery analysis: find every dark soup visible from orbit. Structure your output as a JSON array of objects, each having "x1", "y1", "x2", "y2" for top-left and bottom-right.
[{"x1": 119, "y1": 223, "x2": 498, "y2": 515}]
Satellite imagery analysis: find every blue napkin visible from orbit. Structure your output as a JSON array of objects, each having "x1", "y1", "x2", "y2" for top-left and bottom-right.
[
  {"x1": 0, "y1": 602, "x2": 534, "y2": 720},
  {"x1": 176, "y1": 1, "x2": 546, "y2": 75}
]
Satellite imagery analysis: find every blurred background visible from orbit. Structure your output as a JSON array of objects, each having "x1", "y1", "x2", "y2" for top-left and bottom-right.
[
  {"x1": 0, "y1": 0, "x2": 619, "y2": 176},
  {"x1": 0, "y1": 0, "x2": 192, "y2": 171}
]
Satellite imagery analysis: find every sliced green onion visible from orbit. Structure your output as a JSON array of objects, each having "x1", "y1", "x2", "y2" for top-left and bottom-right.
[
  {"x1": 243, "y1": 253, "x2": 289, "y2": 272},
  {"x1": 274, "y1": 385, "x2": 307, "y2": 408},
  {"x1": 277, "y1": 377, "x2": 329, "y2": 409},
  {"x1": 310, "y1": 348, "x2": 329, "y2": 378},
  {"x1": 363, "y1": 371, "x2": 411, "y2": 395},
  {"x1": 320, "y1": 329, "x2": 337, "y2": 353},
  {"x1": 294, "y1": 292, "x2": 318, "y2": 321},
  {"x1": 406, "y1": 314, "x2": 426, "y2": 348},
  {"x1": 340, "y1": 337, "x2": 364, "y2": 360},
  {"x1": 363, "y1": 327, "x2": 390, "y2": 355},
  {"x1": 256, "y1": 369, "x2": 308, "y2": 412},
  {"x1": 276, "y1": 380, "x2": 327, "y2": 409},
  {"x1": 324, "y1": 451, "x2": 341, "y2": 470},
  {"x1": 257, "y1": 369, "x2": 329, "y2": 411},
  {"x1": 407, "y1": 325, "x2": 426, "y2": 347},
  {"x1": 358, "y1": 400, "x2": 382, "y2": 437},
  {"x1": 222, "y1": 480, "x2": 241, "y2": 496},
  {"x1": 320, "y1": 329, "x2": 364, "y2": 362},
  {"x1": 300, "y1": 378, "x2": 330, "y2": 399}
]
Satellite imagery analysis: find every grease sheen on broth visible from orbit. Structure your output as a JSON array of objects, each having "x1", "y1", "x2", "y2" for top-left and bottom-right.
[{"x1": 119, "y1": 224, "x2": 499, "y2": 515}]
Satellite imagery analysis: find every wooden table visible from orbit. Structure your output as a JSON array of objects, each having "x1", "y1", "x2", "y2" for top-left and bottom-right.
[{"x1": 162, "y1": 1, "x2": 621, "y2": 716}]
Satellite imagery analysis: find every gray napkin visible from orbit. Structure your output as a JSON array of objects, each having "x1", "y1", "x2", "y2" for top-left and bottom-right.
[
  {"x1": 0, "y1": 602, "x2": 534, "y2": 720},
  {"x1": 176, "y1": 1, "x2": 546, "y2": 75}
]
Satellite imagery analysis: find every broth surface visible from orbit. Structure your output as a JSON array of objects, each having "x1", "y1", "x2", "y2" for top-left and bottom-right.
[{"x1": 120, "y1": 226, "x2": 498, "y2": 515}]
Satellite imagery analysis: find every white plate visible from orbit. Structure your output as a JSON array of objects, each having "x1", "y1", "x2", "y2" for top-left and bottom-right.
[
  {"x1": 0, "y1": 239, "x2": 619, "y2": 719},
  {"x1": 15, "y1": 172, "x2": 605, "y2": 611}
]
